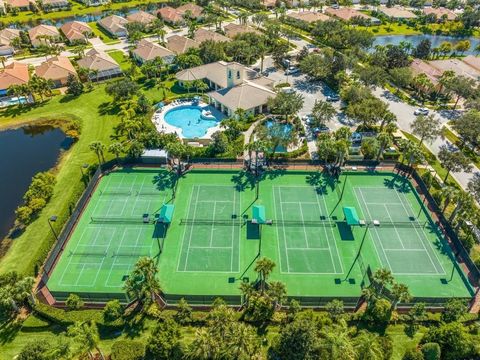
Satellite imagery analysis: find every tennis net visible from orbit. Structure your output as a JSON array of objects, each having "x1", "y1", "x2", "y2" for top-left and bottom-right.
[
  {"x1": 180, "y1": 219, "x2": 245, "y2": 226},
  {"x1": 69, "y1": 250, "x2": 107, "y2": 257},
  {"x1": 99, "y1": 190, "x2": 132, "y2": 196},
  {"x1": 90, "y1": 216, "x2": 153, "y2": 224},
  {"x1": 136, "y1": 191, "x2": 162, "y2": 196},
  {"x1": 368, "y1": 220, "x2": 428, "y2": 228},
  {"x1": 113, "y1": 250, "x2": 151, "y2": 257},
  {"x1": 272, "y1": 220, "x2": 337, "y2": 227}
]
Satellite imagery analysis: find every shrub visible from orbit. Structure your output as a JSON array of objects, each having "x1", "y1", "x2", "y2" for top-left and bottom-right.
[
  {"x1": 111, "y1": 340, "x2": 145, "y2": 360},
  {"x1": 402, "y1": 347, "x2": 424, "y2": 360},
  {"x1": 364, "y1": 298, "x2": 391, "y2": 324},
  {"x1": 103, "y1": 299, "x2": 123, "y2": 322},
  {"x1": 65, "y1": 294, "x2": 84, "y2": 311},
  {"x1": 421, "y1": 343, "x2": 441, "y2": 360}
]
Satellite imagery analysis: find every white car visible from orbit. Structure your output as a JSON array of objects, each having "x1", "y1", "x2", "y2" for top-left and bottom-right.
[
  {"x1": 285, "y1": 67, "x2": 300, "y2": 75},
  {"x1": 414, "y1": 108, "x2": 429, "y2": 116},
  {"x1": 326, "y1": 95, "x2": 340, "y2": 102}
]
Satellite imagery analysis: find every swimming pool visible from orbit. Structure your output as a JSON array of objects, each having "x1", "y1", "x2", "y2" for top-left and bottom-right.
[{"x1": 163, "y1": 105, "x2": 223, "y2": 138}]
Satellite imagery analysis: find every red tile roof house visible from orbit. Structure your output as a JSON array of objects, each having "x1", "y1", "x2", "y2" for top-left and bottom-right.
[
  {"x1": 0, "y1": 28, "x2": 20, "y2": 56},
  {"x1": 224, "y1": 23, "x2": 261, "y2": 38},
  {"x1": 166, "y1": 34, "x2": 199, "y2": 55},
  {"x1": 0, "y1": 62, "x2": 29, "y2": 95},
  {"x1": 157, "y1": 6, "x2": 184, "y2": 26},
  {"x1": 41, "y1": 0, "x2": 70, "y2": 12},
  {"x1": 286, "y1": 10, "x2": 331, "y2": 24},
  {"x1": 423, "y1": 7, "x2": 457, "y2": 21},
  {"x1": 5, "y1": 0, "x2": 31, "y2": 11},
  {"x1": 132, "y1": 39, "x2": 175, "y2": 65},
  {"x1": 60, "y1": 21, "x2": 92, "y2": 44},
  {"x1": 77, "y1": 48, "x2": 122, "y2": 81},
  {"x1": 126, "y1": 10, "x2": 157, "y2": 27},
  {"x1": 325, "y1": 7, "x2": 381, "y2": 24},
  {"x1": 379, "y1": 6, "x2": 417, "y2": 20},
  {"x1": 97, "y1": 15, "x2": 128, "y2": 38},
  {"x1": 194, "y1": 28, "x2": 231, "y2": 44},
  {"x1": 28, "y1": 24, "x2": 61, "y2": 48},
  {"x1": 35, "y1": 56, "x2": 77, "y2": 87},
  {"x1": 176, "y1": 3, "x2": 203, "y2": 21}
]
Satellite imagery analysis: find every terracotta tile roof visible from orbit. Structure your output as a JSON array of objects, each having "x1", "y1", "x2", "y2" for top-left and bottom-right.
[
  {"x1": 28, "y1": 24, "x2": 60, "y2": 42},
  {"x1": 0, "y1": 28, "x2": 20, "y2": 46},
  {"x1": 127, "y1": 10, "x2": 157, "y2": 25},
  {"x1": 194, "y1": 28, "x2": 231, "y2": 44},
  {"x1": 5, "y1": 0, "x2": 30, "y2": 8},
  {"x1": 77, "y1": 48, "x2": 120, "y2": 72},
  {"x1": 325, "y1": 7, "x2": 373, "y2": 21},
  {"x1": 208, "y1": 81, "x2": 275, "y2": 111},
  {"x1": 379, "y1": 6, "x2": 416, "y2": 19},
  {"x1": 429, "y1": 58, "x2": 480, "y2": 81},
  {"x1": 0, "y1": 62, "x2": 29, "y2": 90},
  {"x1": 60, "y1": 21, "x2": 92, "y2": 42},
  {"x1": 157, "y1": 6, "x2": 183, "y2": 24},
  {"x1": 286, "y1": 10, "x2": 330, "y2": 23},
  {"x1": 462, "y1": 55, "x2": 480, "y2": 71},
  {"x1": 410, "y1": 59, "x2": 441, "y2": 84},
  {"x1": 224, "y1": 23, "x2": 260, "y2": 38},
  {"x1": 42, "y1": 0, "x2": 68, "y2": 6},
  {"x1": 176, "y1": 3, "x2": 203, "y2": 18},
  {"x1": 166, "y1": 34, "x2": 199, "y2": 54},
  {"x1": 423, "y1": 7, "x2": 457, "y2": 20},
  {"x1": 132, "y1": 39, "x2": 174, "y2": 62},
  {"x1": 262, "y1": 0, "x2": 276, "y2": 8},
  {"x1": 35, "y1": 56, "x2": 77, "y2": 81},
  {"x1": 98, "y1": 15, "x2": 128, "y2": 35}
]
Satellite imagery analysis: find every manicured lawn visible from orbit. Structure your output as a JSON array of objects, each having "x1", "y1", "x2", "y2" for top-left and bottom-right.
[
  {"x1": 442, "y1": 126, "x2": 480, "y2": 169},
  {"x1": 0, "y1": 86, "x2": 119, "y2": 276},
  {"x1": 359, "y1": 23, "x2": 421, "y2": 36},
  {"x1": 0, "y1": 0, "x2": 166, "y2": 24},
  {"x1": 88, "y1": 22, "x2": 121, "y2": 45},
  {"x1": 106, "y1": 50, "x2": 131, "y2": 72}
]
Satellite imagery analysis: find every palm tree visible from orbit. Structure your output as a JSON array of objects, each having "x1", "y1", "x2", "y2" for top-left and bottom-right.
[
  {"x1": 372, "y1": 268, "x2": 394, "y2": 297},
  {"x1": 89, "y1": 141, "x2": 105, "y2": 165},
  {"x1": 268, "y1": 281, "x2": 286, "y2": 308},
  {"x1": 68, "y1": 321, "x2": 104, "y2": 360},
  {"x1": 7, "y1": 84, "x2": 24, "y2": 105},
  {"x1": 124, "y1": 257, "x2": 161, "y2": 309},
  {"x1": 229, "y1": 323, "x2": 259, "y2": 359},
  {"x1": 319, "y1": 322, "x2": 356, "y2": 360},
  {"x1": 354, "y1": 330, "x2": 383, "y2": 360},
  {"x1": 449, "y1": 191, "x2": 474, "y2": 224},
  {"x1": 0, "y1": 56, "x2": 6, "y2": 68},
  {"x1": 186, "y1": 329, "x2": 218, "y2": 359},
  {"x1": 376, "y1": 132, "x2": 392, "y2": 161},
  {"x1": 334, "y1": 139, "x2": 349, "y2": 166},
  {"x1": 108, "y1": 142, "x2": 124, "y2": 163},
  {"x1": 441, "y1": 186, "x2": 457, "y2": 213},
  {"x1": 254, "y1": 257, "x2": 275, "y2": 294},
  {"x1": 390, "y1": 283, "x2": 411, "y2": 310}
]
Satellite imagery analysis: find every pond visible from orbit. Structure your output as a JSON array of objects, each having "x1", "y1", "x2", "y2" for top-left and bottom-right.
[
  {"x1": 373, "y1": 35, "x2": 480, "y2": 55},
  {"x1": 0, "y1": 125, "x2": 71, "y2": 240}
]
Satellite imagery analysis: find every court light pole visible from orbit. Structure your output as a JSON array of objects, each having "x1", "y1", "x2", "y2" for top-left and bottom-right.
[{"x1": 48, "y1": 215, "x2": 59, "y2": 242}]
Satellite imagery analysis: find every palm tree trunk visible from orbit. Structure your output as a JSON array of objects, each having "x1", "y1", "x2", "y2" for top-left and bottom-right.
[
  {"x1": 442, "y1": 198, "x2": 450, "y2": 213},
  {"x1": 377, "y1": 144, "x2": 385, "y2": 161},
  {"x1": 96, "y1": 347, "x2": 105, "y2": 360},
  {"x1": 449, "y1": 201, "x2": 462, "y2": 223},
  {"x1": 444, "y1": 169, "x2": 450, "y2": 183}
]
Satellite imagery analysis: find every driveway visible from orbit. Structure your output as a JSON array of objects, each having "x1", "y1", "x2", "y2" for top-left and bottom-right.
[{"x1": 372, "y1": 87, "x2": 477, "y2": 190}]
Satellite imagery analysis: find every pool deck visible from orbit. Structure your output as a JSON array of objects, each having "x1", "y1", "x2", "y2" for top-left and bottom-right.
[{"x1": 152, "y1": 100, "x2": 223, "y2": 140}]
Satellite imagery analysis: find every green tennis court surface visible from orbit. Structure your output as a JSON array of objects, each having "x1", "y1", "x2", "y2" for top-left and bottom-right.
[{"x1": 46, "y1": 168, "x2": 474, "y2": 303}]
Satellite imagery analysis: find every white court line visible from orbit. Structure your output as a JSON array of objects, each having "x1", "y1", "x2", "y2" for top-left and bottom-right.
[
  {"x1": 183, "y1": 185, "x2": 200, "y2": 271},
  {"x1": 90, "y1": 229, "x2": 116, "y2": 287},
  {"x1": 384, "y1": 204, "x2": 405, "y2": 249},
  {"x1": 314, "y1": 192, "x2": 336, "y2": 273},
  {"x1": 231, "y1": 189, "x2": 235, "y2": 273},
  {"x1": 364, "y1": 202, "x2": 403, "y2": 205},
  {"x1": 298, "y1": 202, "x2": 310, "y2": 248},
  {"x1": 277, "y1": 187, "x2": 291, "y2": 272},
  {"x1": 190, "y1": 246, "x2": 233, "y2": 249},
  {"x1": 104, "y1": 227, "x2": 128, "y2": 287},
  {"x1": 287, "y1": 247, "x2": 330, "y2": 251},
  {"x1": 320, "y1": 192, "x2": 344, "y2": 274},
  {"x1": 393, "y1": 190, "x2": 445, "y2": 275},
  {"x1": 355, "y1": 188, "x2": 394, "y2": 271},
  {"x1": 197, "y1": 200, "x2": 234, "y2": 203},
  {"x1": 177, "y1": 184, "x2": 196, "y2": 272},
  {"x1": 282, "y1": 201, "x2": 319, "y2": 204},
  {"x1": 209, "y1": 201, "x2": 217, "y2": 248}
]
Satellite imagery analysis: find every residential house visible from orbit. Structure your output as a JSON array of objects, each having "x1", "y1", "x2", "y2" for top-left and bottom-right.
[
  {"x1": 166, "y1": 34, "x2": 200, "y2": 55},
  {"x1": 262, "y1": 0, "x2": 276, "y2": 8},
  {"x1": 35, "y1": 56, "x2": 77, "y2": 87},
  {"x1": 132, "y1": 39, "x2": 175, "y2": 64},
  {"x1": 176, "y1": 3, "x2": 203, "y2": 21},
  {"x1": 0, "y1": 62, "x2": 29, "y2": 95},
  {"x1": 127, "y1": 10, "x2": 157, "y2": 27},
  {"x1": 0, "y1": 28, "x2": 20, "y2": 56},
  {"x1": 286, "y1": 10, "x2": 330, "y2": 24},
  {"x1": 223, "y1": 23, "x2": 260, "y2": 38},
  {"x1": 379, "y1": 6, "x2": 417, "y2": 19},
  {"x1": 462, "y1": 55, "x2": 480, "y2": 72},
  {"x1": 98, "y1": 15, "x2": 128, "y2": 38},
  {"x1": 410, "y1": 59, "x2": 442, "y2": 86},
  {"x1": 176, "y1": 61, "x2": 276, "y2": 116},
  {"x1": 423, "y1": 7, "x2": 457, "y2": 21},
  {"x1": 41, "y1": 0, "x2": 69, "y2": 11},
  {"x1": 157, "y1": 6, "x2": 184, "y2": 25},
  {"x1": 325, "y1": 7, "x2": 381, "y2": 24},
  {"x1": 194, "y1": 28, "x2": 231, "y2": 44},
  {"x1": 77, "y1": 0, "x2": 108, "y2": 6},
  {"x1": 28, "y1": 24, "x2": 61, "y2": 48},
  {"x1": 77, "y1": 48, "x2": 122, "y2": 81},
  {"x1": 5, "y1": 0, "x2": 31, "y2": 11},
  {"x1": 60, "y1": 21, "x2": 92, "y2": 44},
  {"x1": 428, "y1": 58, "x2": 480, "y2": 82}
]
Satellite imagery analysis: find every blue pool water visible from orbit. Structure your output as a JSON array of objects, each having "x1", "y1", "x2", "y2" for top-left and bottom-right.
[{"x1": 164, "y1": 105, "x2": 223, "y2": 138}]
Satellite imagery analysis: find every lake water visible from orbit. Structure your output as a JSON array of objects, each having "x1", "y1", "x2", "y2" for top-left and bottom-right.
[
  {"x1": 373, "y1": 35, "x2": 480, "y2": 55},
  {"x1": 0, "y1": 125, "x2": 70, "y2": 239}
]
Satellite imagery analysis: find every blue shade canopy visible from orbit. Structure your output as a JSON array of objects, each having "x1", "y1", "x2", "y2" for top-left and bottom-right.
[
  {"x1": 253, "y1": 205, "x2": 266, "y2": 224},
  {"x1": 343, "y1": 207, "x2": 360, "y2": 226},
  {"x1": 159, "y1": 204, "x2": 174, "y2": 223}
]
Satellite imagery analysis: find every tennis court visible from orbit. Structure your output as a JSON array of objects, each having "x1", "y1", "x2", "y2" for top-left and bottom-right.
[
  {"x1": 177, "y1": 185, "x2": 242, "y2": 272},
  {"x1": 47, "y1": 168, "x2": 175, "y2": 299},
  {"x1": 46, "y1": 168, "x2": 474, "y2": 303}
]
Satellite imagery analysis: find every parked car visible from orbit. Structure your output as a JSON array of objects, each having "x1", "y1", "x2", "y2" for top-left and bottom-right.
[
  {"x1": 285, "y1": 66, "x2": 300, "y2": 75},
  {"x1": 414, "y1": 108, "x2": 429, "y2": 116},
  {"x1": 351, "y1": 132, "x2": 362, "y2": 143},
  {"x1": 326, "y1": 94, "x2": 340, "y2": 102}
]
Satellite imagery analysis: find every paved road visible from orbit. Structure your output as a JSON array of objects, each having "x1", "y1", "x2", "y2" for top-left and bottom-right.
[{"x1": 372, "y1": 87, "x2": 477, "y2": 189}]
